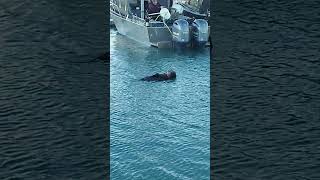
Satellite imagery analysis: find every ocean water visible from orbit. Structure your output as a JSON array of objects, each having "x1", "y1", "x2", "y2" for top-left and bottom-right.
[
  {"x1": 0, "y1": 1, "x2": 108, "y2": 179},
  {"x1": 110, "y1": 29, "x2": 210, "y2": 179},
  {"x1": 211, "y1": 0, "x2": 320, "y2": 179}
]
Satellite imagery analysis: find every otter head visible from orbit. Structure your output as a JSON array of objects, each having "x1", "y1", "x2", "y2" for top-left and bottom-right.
[{"x1": 166, "y1": 70, "x2": 176, "y2": 79}]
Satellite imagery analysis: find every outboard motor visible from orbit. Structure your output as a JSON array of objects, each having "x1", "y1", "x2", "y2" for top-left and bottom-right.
[
  {"x1": 191, "y1": 19, "x2": 209, "y2": 47},
  {"x1": 172, "y1": 19, "x2": 190, "y2": 48}
]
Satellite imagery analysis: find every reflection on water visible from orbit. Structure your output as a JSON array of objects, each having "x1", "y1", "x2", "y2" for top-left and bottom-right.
[{"x1": 110, "y1": 29, "x2": 210, "y2": 180}]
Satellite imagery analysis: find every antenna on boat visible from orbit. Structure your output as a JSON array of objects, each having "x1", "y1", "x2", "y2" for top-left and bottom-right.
[{"x1": 141, "y1": 0, "x2": 144, "y2": 19}]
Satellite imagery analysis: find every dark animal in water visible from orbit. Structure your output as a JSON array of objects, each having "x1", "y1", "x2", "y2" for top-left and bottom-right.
[
  {"x1": 71, "y1": 52, "x2": 110, "y2": 64},
  {"x1": 95, "y1": 52, "x2": 109, "y2": 61},
  {"x1": 141, "y1": 70, "x2": 176, "y2": 81}
]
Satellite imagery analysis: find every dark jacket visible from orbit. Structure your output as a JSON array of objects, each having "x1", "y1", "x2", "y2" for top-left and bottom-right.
[{"x1": 148, "y1": 2, "x2": 161, "y2": 14}]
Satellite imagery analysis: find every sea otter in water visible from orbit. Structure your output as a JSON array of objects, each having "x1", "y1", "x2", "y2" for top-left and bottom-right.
[{"x1": 141, "y1": 70, "x2": 176, "y2": 81}]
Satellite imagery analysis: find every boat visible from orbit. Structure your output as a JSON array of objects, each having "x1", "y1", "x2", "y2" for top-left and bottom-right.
[
  {"x1": 110, "y1": 18, "x2": 115, "y2": 27},
  {"x1": 110, "y1": 0, "x2": 210, "y2": 48}
]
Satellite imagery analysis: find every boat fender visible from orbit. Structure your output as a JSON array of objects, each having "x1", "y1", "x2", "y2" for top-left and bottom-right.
[{"x1": 160, "y1": 8, "x2": 171, "y2": 20}]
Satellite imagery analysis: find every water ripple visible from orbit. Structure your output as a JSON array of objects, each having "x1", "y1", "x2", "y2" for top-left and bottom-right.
[
  {"x1": 212, "y1": 0, "x2": 320, "y2": 179},
  {"x1": 111, "y1": 29, "x2": 210, "y2": 179},
  {"x1": 0, "y1": 0, "x2": 108, "y2": 179}
]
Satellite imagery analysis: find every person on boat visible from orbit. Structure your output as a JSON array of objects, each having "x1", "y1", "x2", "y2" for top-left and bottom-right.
[
  {"x1": 147, "y1": 0, "x2": 162, "y2": 14},
  {"x1": 141, "y1": 70, "x2": 176, "y2": 81}
]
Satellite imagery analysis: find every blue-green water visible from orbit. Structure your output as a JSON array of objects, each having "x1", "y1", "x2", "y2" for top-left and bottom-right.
[{"x1": 110, "y1": 29, "x2": 210, "y2": 180}]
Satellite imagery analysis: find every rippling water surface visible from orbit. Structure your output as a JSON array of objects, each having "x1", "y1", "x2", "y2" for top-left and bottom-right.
[
  {"x1": 110, "y1": 29, "x2": 210, "y2": 179},
  {"x1": 212, "y1": 0, "x2": 320, "y2": 179},
  {"x1": 0, "y1": 1, "x2": 107, "y2": 179}
]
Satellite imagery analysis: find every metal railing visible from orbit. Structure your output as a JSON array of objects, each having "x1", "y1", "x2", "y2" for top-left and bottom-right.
[{"x1": 110, "y1": 0, "x2": 172, "y2": 35}]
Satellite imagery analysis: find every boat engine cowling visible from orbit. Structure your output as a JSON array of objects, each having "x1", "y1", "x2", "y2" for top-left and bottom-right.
[
  {"x1": 191, "y1": 19, "x2": 209, "y2": 47},
  {"x1": 172, "y1": 19, "x2": 190, "y2": 47}
]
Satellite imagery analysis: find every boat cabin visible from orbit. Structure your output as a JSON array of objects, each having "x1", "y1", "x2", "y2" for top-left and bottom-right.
[{"x1": 117, "y1": 0, "x2": 209, "y2": 21}]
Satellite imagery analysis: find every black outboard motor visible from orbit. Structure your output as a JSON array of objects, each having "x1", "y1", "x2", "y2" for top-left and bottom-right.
[
  {"x1": 172, "y1": 19, "x2": 190, "y2": 48},
  {"x1": 191, "y1": 19, "x2": 209, "y2": 47}
]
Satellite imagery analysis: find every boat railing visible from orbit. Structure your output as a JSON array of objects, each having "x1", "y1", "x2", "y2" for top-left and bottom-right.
[
  {"x1": 110, "y1": 0, "x2": 173, "y2": 34},
  {"x1": 146, "y1": 12, "x2": 173, "y2": 35},
  {"x1": 148, "y1": 13, "x2": 160, "y2": 16},
  {"x1": 110, "y1": 0, "x2": 146, "y2": 24},
  {"x1": 110, "y1": 0, "x2": 126, "y2": 18}
]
